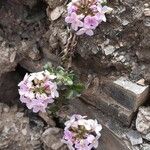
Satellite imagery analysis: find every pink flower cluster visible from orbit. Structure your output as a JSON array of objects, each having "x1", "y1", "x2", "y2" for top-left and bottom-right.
[
  {"x1": 65, "y1": 0, "x2": 112, "y2": 36},
  {"x1": 62, "y1": 115, "x2": 102, "y2": 150},
  {"x1": 18, "y1": 70, "x2": 59, "y2": 113}
]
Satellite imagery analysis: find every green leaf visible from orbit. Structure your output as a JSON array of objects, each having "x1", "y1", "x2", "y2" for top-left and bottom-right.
[
  {"x1": 65, "y1": 76, "x2": 73, "y2": 85},
  {"x1": 72, "y1": 83, "x2": 85, "y2": 93},
  {"x1": 66, "y1": 89, "x2": 74, "y2": 99}
]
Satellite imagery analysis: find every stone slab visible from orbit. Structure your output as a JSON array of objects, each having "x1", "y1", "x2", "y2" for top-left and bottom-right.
[
  {"x1": 103, "y1": 77, "x2": 149, "y2": 111},
  {"x1": 126, "y1": 130, "x2": 143, "y2": 146},
  {"x1": 81, "y1": 89, "x2": 134, "y2": 126}
]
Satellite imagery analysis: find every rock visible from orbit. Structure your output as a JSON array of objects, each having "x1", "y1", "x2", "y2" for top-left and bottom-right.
[
  {"x1": 140, "y1": 144, "x2": 150, "y2": 150},
  {"x1": 136, "y1": 78, "x2": 145, "y2": 86},
  {"x1": 0, "y1": 42, "x2": 18, "y2": 75},
  {"x1": 45, "y1": 0, "x2": 65, "y2": 9},
  {"x1": 22, "y1": 0, "x2": 38, "y2": 8},
  {"x1": 28, "y1": 45, "x2": 41, "y2": 60},
  {"x1": 82, "y1": 90, "x2": 134, "y2": 126},
  {"x1": 136, "y1": 107, "x2": 150, "y2": 134},
  {"x1": 103, "y1": 77, "x2": 149, "y2": 111},
  {"x1": 10, "y1": 105, "x2": 18, "y2": 113},
  {"x1": 103, "y1": 45, "x2": 115, "y2": 56},
  {"x1": 39, "y1": 112, "x2": 56, "y2": 127},
  {"x1": 118, "y1": 55, "x2": 125, "y2": 61},
  {"x1": 144, "y1": 72, "x2": 150, "y2": 84},
  {"x1": 144, "y1": 8, "x2": 150, "y2": 16},
  {"x1": 2, "y1": 104, "x2": 10, "y2": 113},
  {"x1": 0, "y1": 103, "x2": 3, "y2": 115},
  {"x1": 48, "y1": 6, "x2": 65, "y2": 21},
  {"x1": 144, "y1": 3, "x2": 149, "y2": 8},
  {"x1": 61, "y1": 98, "x2": 134, "y2": 150},
  {"x1": 0, "y1": 72, "x2": 21, "y2": 105},
  {"x1": 126, "y1": 130, "x2": 143, "y2": 146},
  {"x1": 122, "y1": 20, "x2": 130, "y2": 26},
  {"x1": 143, "y1": 133, "x2": 150, "y2": 141},
  {"x1": 0, "y1": 36, "x2": 3, "y2": 41},
  {"x1": 41, "y1": 128, "x2": 67, "y2": 150},
  {"x1": 16, "y1": 112, "x2": 24, "y2": 118},
  {"x1": 0, "y1": 104, "x2": 43, "y2": 149},
  {"x1": 136, "y1": 49, "x2": 150, "y2": 62}
]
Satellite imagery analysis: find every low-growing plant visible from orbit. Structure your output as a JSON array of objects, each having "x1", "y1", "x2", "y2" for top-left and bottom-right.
[
  {"x1": 62, "y1": 115, "x2": 102, "y2": 150},
  {"x1": 65, "y1": 0, "x2": 112, "y2": 36},
  {"x1": 18, "y1": 63, "x2": 85, "y2": 113}
]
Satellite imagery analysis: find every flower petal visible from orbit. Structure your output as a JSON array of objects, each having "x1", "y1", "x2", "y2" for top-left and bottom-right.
[{"x1": 86, "y1": 29, "x2": 94, "y2": 36}]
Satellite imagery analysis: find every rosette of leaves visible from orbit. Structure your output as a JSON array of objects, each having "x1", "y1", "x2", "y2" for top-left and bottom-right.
[{"x1": 44, "y1": 63, "x2": 85, "y2": 105}]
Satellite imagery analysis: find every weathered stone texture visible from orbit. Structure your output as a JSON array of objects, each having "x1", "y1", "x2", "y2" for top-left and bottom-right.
[
  {"x1": 103, "y1": 77, "x2": 149, "y2": 111},
  {"x1": 41, "y1": 128, "x2": 67, "y2": 150},
  {"x1": 82, "y1": 91, "x2": 134, "y2": 126},
  {"x1": 136, "y1": 107, "x2": 150, "y2": 135}
]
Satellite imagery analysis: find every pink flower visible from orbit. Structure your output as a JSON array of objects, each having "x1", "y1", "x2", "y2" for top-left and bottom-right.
[
  {"x1": 76, "y1": 28, "x2": 94, "y2": 36},
  {"x1": 18, "y1": 70, "x2": 59, "y2": 113},
  {"x1": 65, "y1": 12, "x2": 83, "y2": 31},
  {"x1": 62, "y1": 115, "x2": 102, "y2": 150},
  {"x1": 90, "y1": 5, "x2": 97, "y2": 12},
  {"x1": 64, "y1": 130, "x2": 74, "y2": 141},
  {"x1": 75, "y1": 140, "x2": 91, "y2": 150},
  {"x1": 30, "y1": 99, "x2": 47, "y2": 113},
  {"x1": 87, "y1": 135, "x2": 95, "y2": 143},
  {"x1": 67, "y1": 3, "x2": 78, "y2": 14},
  {"x1": 96, "y1": 5, "x2": 113, "y2": 22},
  {"x1": 76, "y1": 15, "x2": 99, "y2": 36},
  {"x1": 44, "y1": 81, "x2": 59, "y2": 98},
  {"x1": 65, "y1": 0, "x2": 112, "y2": 36},
  {"x1": 84, "y1": 16, "x2": 99, "y2": 29}
]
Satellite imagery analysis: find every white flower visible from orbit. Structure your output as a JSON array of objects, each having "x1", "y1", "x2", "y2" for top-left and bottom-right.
[
  {"x1": 92, "y1": 120, "x2": 102, "y2": 135},
  {"x1": 78, "y1": 119, "x2": 92, "y2": 130},
  {"x1": 63, "y1": 115, "x2": 102, "y2": 150},
  {"x1": 45, "y1": 70, "x2": 56, "y2": 80},
  {"x1": 18, "y1": 70, "x2": 59, "y2": 113}
]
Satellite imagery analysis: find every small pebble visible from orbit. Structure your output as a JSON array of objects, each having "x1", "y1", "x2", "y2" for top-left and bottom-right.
[
  {"x1": 16, "y1": 112, "x2": 24, "y2": 118},
  {"x1": 144, "y1": 3, "x2": 149, "y2": 8},
  {"x1": 3, "y1": 105, "x2": 10, "y2": 113},
  {"x1": 22, "y1": 128, "x2": 27, "y2": 135}
]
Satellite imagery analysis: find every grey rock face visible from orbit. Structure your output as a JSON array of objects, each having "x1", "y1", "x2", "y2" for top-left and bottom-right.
[
  {"x1": 46, "y1": 0, "x2": 66, "y2": 9},
  {"x1": 0, "y1": 42, "x2": 17, "y2": 75},
  {"x1": 140, "y1": 144, "x2": 150, "y2": 150},
  {"x1": 143, "y1": 133, "x2": 150, "y2": 141},
  {"x1": 0, "y1": 104, "x2": 43, "y2": 149},
  {"x1": 41, "y1": 128, "x2": 67, "y2": 150},
  {"x1": 126, "y1": 130, "x2": 143, "y2": 146},
  {"x1": 103, "y1": 77, "x2": 149, "y2": 111},
  {"x1": 136, "y1": 107, "x2": 150, "y2": 135}
]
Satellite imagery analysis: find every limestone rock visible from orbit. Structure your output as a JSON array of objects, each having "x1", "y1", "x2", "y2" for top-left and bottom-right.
[
  {"x1": 143, "y1": 133, "x2": 150, "y2": 141},
  {"x1": 103, "y1": 45, "x2": 115, "y2": 56},
  {"x1": 126, "y1": 130, "x2": 143, "y2": 146},
  {"x1": 136, "y1": 107, "x2": 150, "y2": 134},
  {"x1": 22, "y1": 0, "x2": 38, "y2": 8},
  {"x1": 39, "y1": 112, "x2": 56, "y2": 127},
  {"x1": 48, "y1": 6, "x2": 65, "y2": 21},
  {"x1": 0, "y1": 104, "x2": 43, "y2": 149},
  {"x1": 41, "y1": 128, "x2": 67, "y2": 150},
  {"x1": 0, "y1": 42, "x2": 17, "y2": 75},
  {"x1": 46, "y1": 0, "x2": 65, "y2": 9},
  {"x1": 144, "y1": 8, "x2": 150, "y2": 17},
  {"x1": 140, "y1": 144, "x2": 150, "y2": 150},
  {"x1": 103, "y1": 77, "x2": 149, "y2": 111}
]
